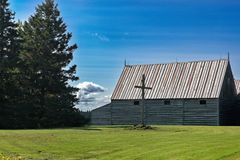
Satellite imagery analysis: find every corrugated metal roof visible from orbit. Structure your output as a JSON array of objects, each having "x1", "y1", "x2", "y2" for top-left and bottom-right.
[
  {"x1": 235, "y1": 80, "x2": 240, "y2": 95},
  {"x1": 111, "y1": 59, "x2": 229, "y2": 100}
]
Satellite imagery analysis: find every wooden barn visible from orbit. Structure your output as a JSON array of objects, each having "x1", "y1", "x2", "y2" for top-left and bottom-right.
[{"x1": 91, "y1": 59, "x2": 239, "y2": 126}]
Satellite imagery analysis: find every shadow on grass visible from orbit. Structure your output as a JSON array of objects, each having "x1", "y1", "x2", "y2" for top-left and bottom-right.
[
  {"x1": 73, "y1": 125, "x2": 134, "y2": 131},
  {"x1": 78, "y1": 125, "x2": 132, "y2": 130},
  {"x1": 80, "y1": 128, "x2": 102, "y2": 131},
  {"x1": 125, "y1": 124, "x2": 156, "y2": 131},
  {"x1": 73, "y1": 125, "x2": 189, "y2": 133},
  {"x1": 71, "y1": 126, "x2": 102, "y2": 131}
]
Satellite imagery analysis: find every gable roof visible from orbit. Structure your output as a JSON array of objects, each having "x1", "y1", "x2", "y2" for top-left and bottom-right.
[
  {"x1": 235, "y1": 80, "x2": 240, "y2": 95},
  {"x1": 111, "y1": 59, "x2": 229, "y2": 100}
]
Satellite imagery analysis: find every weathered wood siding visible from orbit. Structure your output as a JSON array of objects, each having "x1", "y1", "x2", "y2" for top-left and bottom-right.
[
  {"x1": 146, "y1": 100, "x2": 183, "y2": 125},
  {"x1": 91, "y1": 104, "x2": 111, "y2": 125},
  {"x1": 111, "y1": 99, "x2": 219, "y2": 126},
  {"x1": 183, "y1": 99, "x2": 219, "y2": 125},
  {"x1": 111, "y1": 100, "x2": 141, "y2": 124}
]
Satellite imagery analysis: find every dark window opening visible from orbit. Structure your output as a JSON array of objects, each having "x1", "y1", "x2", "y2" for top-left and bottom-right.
[
  {"x1": 164, "y1": 100, "x2": 171, "y2": 105},
  {"x1": 200, "y1": 100, "x2": 206, "y2": 105},
  {"x1": 134, "y1": 101, "x2": 140, "y2": 105}
]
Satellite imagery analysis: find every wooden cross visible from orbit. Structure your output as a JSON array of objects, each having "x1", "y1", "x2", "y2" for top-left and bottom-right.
[{"x1": 135, "y1": 74, "x2": 152, "y2": 126}]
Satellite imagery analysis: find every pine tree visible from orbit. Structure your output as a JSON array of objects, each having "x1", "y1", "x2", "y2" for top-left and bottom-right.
[
  {"x1": 0, "y1": 0, "x2": 19, "y2": 99},
  {"x1": 0, "y1": 0, "x2": 19, "y2": 69},
  {"x1": 19, "y1": 0, "x2": 82, "y2": 128},
  {"x1": 0, "y1": 0, "x2": 21, "y2": 128}
]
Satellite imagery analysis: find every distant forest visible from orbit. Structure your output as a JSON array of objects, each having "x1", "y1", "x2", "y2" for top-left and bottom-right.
[{"x1": 0, "y1": 0, "x2": 88, "y2": 129}]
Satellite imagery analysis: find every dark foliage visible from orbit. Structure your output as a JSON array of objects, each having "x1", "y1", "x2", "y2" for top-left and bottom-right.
[
  {"x1": 0, "y1": 0, "x2": 87, "y2": 129},
  {"x1": 0, "y1": 0, "x2": 19, "y2": 103}
]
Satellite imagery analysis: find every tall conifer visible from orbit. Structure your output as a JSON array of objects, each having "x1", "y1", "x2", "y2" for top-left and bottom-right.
[
  {"x1": 20, "y1": 0, "x2": 81, "y2": 128},
  {"x1": 0, "y1": 0, "x2": 21, "y2": 128}
]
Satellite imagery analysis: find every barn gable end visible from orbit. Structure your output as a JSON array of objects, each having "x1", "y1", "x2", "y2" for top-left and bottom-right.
[{"x1": 218, "y1": 62, "x2": 237, "y2": 125}]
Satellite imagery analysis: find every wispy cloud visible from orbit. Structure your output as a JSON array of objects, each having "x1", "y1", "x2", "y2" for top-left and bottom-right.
[
  {"x1": 76, "y1": 82, "x2": 111, "y2": 111},
  {"x1": 90, "y1": 32, "x2": 110, "y2": 42}
]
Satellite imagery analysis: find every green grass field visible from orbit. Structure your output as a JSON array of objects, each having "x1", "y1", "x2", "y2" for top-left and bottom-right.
[{"x1": 1, "y1": 126, "x2": 240, "y2": 160}]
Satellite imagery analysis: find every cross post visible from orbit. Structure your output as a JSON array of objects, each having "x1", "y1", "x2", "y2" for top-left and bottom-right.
[{"x1": 135, "y1": 74, "x2": 152, "y2": 126}]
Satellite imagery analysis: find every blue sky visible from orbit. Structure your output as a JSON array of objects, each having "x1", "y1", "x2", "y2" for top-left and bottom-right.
[{"x1": 10, "y1": 0, "x2": 240, "y2": 110}]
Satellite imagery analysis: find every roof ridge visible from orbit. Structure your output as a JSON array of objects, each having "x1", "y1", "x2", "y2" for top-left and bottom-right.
[{"x1": 126, "y1": 58, "x2": 228, "y2": 67}]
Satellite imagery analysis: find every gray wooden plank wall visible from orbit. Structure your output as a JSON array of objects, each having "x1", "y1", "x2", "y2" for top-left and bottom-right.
[
  {"x1": 91, "y1": 99, "x2": 219, "y2": 126},
  {"x1": 91, "y1": 103, "x2": 112, "y2": 125},
  {"x1": 111, "y1": 99, "x2": 219, "y2": 126}
]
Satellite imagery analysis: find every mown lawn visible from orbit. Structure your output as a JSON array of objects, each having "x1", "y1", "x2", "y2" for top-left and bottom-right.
[{"x1": 0, "y1": 126, "x2": 240, "y2": 160}]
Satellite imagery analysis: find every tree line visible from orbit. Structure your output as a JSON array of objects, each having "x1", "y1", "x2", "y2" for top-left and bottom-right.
[{"x1": 0, "y1": 0, "x2": 88, "y2": 129}]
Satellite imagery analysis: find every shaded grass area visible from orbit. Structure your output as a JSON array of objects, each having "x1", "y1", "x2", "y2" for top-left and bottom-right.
[{"x1": 0, "y1": 126, "x2": 240, "y2": 160}]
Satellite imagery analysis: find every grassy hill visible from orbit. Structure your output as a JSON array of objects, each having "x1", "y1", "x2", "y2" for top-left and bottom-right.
[{"x1": 0, "y1": 126, "x2": 240, "y2": 160}]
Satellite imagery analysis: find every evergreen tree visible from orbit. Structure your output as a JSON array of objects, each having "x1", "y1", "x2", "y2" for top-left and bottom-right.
[
  {"x1": 0, "y1": 0, "x2": 19, "y2": 99},
  {"x1": 19, "y1": 0, "x2": 82, "y2": 128},
  {"x1": 0, "y1": 0, "x2": 21, "y2": 128},
  {"x1": 0, "y1": 0, "x2": 19, "y2": 69}
]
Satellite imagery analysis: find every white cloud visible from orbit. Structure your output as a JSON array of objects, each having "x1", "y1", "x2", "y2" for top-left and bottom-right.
[
  {"x1": 77, "y1": 82, "x2": 105, "y2": 96},
  {"x1": 76, "y1": 82, "x2": 111, "y2": 111}
]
